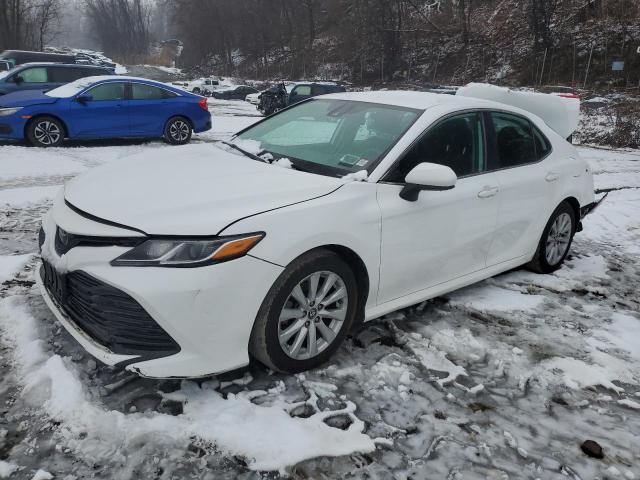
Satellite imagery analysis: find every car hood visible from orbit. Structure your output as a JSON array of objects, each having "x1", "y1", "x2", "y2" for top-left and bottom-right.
[
  {"x1": 64, "y1": 144, "x2": 345, "y2": 236},
  {"x1": 0, "y1": 89, "x2": 59, "y2": 107}
]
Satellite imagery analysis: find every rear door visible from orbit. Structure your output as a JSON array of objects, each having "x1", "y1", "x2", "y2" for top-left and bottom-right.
[
  {"x1": 67, "y1": 81, "x2": 130, "y2": 138},
  {"x1": 376, "y1": 111, "x2": 500, "y2": 304},
  {"x1": 47, "y1": 66, "x2": 85, "y2": 87},
  {"x1": 484, "y1": 111, "x2": 559, "y2": 266},
  {"x1": 129, "y1": 82, "x2": 177, "y2": 135}
]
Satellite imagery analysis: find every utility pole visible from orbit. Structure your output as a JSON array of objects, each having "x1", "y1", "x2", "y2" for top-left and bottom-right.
[{"x1": 583, "y1": 43, "x2": 594, "y2": 89}]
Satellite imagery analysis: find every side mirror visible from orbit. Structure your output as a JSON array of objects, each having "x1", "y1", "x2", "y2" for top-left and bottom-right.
[
  {"x1": 13, "y1": 75, "x2": 23, "y2": 84},
  {"x1": 400, "y1": 162, "x2": 457, "y2": 201},
  {"x1": 76, "y1": 94, "x2": 93, "y2": 103}
]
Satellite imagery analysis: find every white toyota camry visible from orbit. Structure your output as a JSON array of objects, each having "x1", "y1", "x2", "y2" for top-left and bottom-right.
[{"x1": 38, "y1": 84, "x2": 599, "y2": 378}]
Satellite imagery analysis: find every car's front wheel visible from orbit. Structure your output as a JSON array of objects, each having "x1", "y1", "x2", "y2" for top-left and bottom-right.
[
  {"x1": 249, "y1": 250, "x2": 358, "y2": 373},
  {"x1": 528, "y1": 201, "x2": 576, "y2": 274},
  {"x1": 164, "y1": 117, "x2": 192, "y2": 145},
  {"x1": 27, "y1": 116, "x2": 65, "y2": 147}
]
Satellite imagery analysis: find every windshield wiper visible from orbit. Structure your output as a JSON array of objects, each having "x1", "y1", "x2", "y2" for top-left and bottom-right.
[{"x1": 221, "y1": 141, "x2": 267, "y2": 163}]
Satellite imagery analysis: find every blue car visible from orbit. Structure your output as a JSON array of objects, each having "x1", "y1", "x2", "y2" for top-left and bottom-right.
[{"x1": 0, "y1": 76, "x2": 212, "y2": 147}]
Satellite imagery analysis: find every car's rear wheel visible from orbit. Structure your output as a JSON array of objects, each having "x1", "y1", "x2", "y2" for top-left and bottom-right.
[
  {"x1": 249, "y1": 250, "x2": 358, "y2": 373},
  {"x1": 164, "y1": 117, "x2": 192, "y2": 145},
  {"x1": 27, "y1": 116, "x2": 64, "y2": 147},
  {"x1": 527, "y1": 201, "x2": 576, "y2": 274}
]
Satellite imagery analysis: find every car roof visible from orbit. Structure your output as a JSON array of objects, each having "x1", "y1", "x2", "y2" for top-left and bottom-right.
[
  {"x1": 320, "y1": 90, "x2": 513, "y2": 112},
  {"x1": 16, "y1": 62, "x2": 110, "y2": 69}
]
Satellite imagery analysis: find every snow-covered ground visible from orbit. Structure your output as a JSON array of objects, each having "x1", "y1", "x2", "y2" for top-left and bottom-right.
[{"x1": 0, "y1": 100, "x2": 638, "y2": 479}]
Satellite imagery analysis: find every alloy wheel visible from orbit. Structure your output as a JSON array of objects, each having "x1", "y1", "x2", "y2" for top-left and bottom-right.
[
  {"x1": 169, "y1": 120, "x2": 190, "y2": 142},
  {"x1": 546, "y1": 212, "x2": 572, "y2": 265},
  {"x1": 33, "y1": 121, "x2": 61, "y2": 146},
  {"x1": 278, "y1": 271, "x2": 348, "y2": 360}
]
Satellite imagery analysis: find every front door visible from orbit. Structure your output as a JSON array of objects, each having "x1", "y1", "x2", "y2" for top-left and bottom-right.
[
  {"x1": 68, "y1": 81, "x2": 130, "y2": 138},
  {"x1": 376, "y1": 112, "x2": 500, "y2": 304}
]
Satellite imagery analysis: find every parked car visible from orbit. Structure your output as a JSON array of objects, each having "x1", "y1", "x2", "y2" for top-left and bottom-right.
[
  {"x1": 190, "y1": 77, "x2": 219, "y2": 95},
  {"x1": 36, "y1": 88, "x2": 598, "y2": 378},
  {"x1": 258, "y1": 82, "x2": 346, "y2": 115},
  {"x1": 0, "y1": 60, "x2": 11, "y2": 72},
  {"x1": 538, "y1": 85, "x2": 581, "y2": 99},
  {"x1": 0, "y1": 63, "x2": 115, "y2": 96},
  {"x1": 0, "y1": 50, "x2": 76, "y2": 68},
  {"x1": 210, "y1": 85, "x2": 259, "y2": 100},
  {"x1": 0, "y1": 76, "x2": 211, "y2": 146},
  {"x1": 245, "y1": 90, "x2": 261, "y2": 105}
]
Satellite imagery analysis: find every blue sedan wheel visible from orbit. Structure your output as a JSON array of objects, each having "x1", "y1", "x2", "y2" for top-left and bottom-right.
[
  {"x1": 164, "y1": 117, "x2": 192, "y2": 145},
  {"x1": 27, "y1": 116, "x2": 65, "y2": 147}
]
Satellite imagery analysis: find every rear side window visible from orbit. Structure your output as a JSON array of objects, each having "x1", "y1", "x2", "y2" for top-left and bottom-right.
[
  {"x1": 490, "y1": 112, "x2": 537, "y2": 168},
  {"x1": 533, "y1": 124, "x2": 552, "y2": 160},
  {"x1": 132, "y1": 83, "x2": 171, "y2": 100},
  {"x1": 48, "y1": 67, "x2": 84, "y2": 83},
  {"x1": 85, "y1": 82, "x2": 126, "y2": 101},
  {"x1": 18, "y1": 67, "x2": 48, "y2": 83},
  {"x1": 387, "y1": 112, "x2": 485, "y2": 182}
]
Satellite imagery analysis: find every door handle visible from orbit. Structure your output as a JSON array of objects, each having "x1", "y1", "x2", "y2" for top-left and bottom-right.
[
  {"x1": 477, "y1": 186, "x2": 499, "y2": 198},
  {"x1": 545, "y1": 171, "x2": 560, "y2": 182}
]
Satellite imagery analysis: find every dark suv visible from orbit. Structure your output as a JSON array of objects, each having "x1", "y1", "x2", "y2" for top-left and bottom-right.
[
  {"x1": 0, "y1": 50, "x2": 76, "y2": 68},
  {"x1": 0, "y1": 63, "x2": 115, "y2": 96}
]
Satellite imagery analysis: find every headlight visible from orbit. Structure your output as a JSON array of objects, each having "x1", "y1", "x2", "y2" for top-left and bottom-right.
[
  {"x1": 110, "y1": 233, "x2": 264, "y2": 267},
  {"x1": 0, "y1": 107, "x2": 22, "y2": 117}
]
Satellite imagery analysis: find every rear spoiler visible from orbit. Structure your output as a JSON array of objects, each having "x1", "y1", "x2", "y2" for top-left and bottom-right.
[{"x1": 456, "y1": 83, "x2": 580, "y2": 139}]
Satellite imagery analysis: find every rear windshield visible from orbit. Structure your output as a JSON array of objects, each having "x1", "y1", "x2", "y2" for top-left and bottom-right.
[{"x1": 46, "y1": 77, "x2": 99, "y2": 97}]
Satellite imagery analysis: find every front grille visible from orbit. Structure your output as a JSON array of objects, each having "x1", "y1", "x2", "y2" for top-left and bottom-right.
[
  {"x1": 41, "y1": 262, "x2": 180, "y2": 357},
  {"x1": 54, "y1": 226, "x2": 143, "y2": 256},
  {"x1": 0, "y1": 124, "x2": 12, "y2": 135}
]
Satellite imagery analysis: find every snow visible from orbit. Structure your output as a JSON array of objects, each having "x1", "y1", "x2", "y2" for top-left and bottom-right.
[
  {"x1": 0, "y1": 254, "x2": 32, "y2": 283},
  {"x1": 0, "y1": 296, "x2": 375, "y2": 473},
  {"x1": 589, "y1": 312, "x2": 640, "y2": 361},
  {"x1": 0, "y1": 185, "x2": 60, "y2": 206},
  {"x1": 0, "y1": 461, "x2": 19, "y2": 478},
  {"x1": 447, "y1": 284, "x2": 546, "y2": 312},
  {"x1": 30, "y1": 470, "x2": 53, "y2": 480}
]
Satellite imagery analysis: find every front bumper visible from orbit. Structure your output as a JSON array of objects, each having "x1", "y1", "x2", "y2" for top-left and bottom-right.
[
  {"x1": 0, "y1": 116, "x2": 25, "y2": 140},
  {"x1": 39, "y1": 204, "x2": 283, "y2": 378}
]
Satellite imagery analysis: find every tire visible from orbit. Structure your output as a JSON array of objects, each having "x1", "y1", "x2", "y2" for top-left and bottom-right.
[
  {"x1": 163, "y1": 117, "x2": 192, "y2": 145},
  {"x1": 192, "y1": 87, "x2": 201, "y2": 94},
  {"x1": 27, "y1": 116, "x2": 65, "y2": 147},
  {"x1": 249, "y1": 250, "x2": 359, "y2": 373},
  {"x1": 527, "y1": 201, "x2": 576, "y2": 274}
]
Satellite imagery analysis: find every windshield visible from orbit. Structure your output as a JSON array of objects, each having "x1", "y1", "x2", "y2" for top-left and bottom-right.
[
  {"x1": 234, "y1": 99, "x2": 421, "y2": 176},
  {"x1": 45, "y1": 77, "x2": 95, "y2": 98}
]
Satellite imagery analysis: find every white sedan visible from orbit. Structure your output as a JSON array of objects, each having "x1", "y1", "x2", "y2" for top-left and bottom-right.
[{"x1": 37, "y1": 86, "x2": 597, "y2": 378}]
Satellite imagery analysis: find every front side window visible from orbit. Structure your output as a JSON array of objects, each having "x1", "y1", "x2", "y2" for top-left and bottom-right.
[
  {"x1": 386, "y1": 112, "x2": 485, "y2": 183},
  {"x1": 234, "y1": 99, "x2": 421, "y2": 176},
  {"x1": 132, "y1": 83, "x2": 169, "y2": 100},
  {"x1": 17, "y1": 67, "x2": 48, "y2": 83},
  {"x1": 85, "y1": 82, "x2": 126, "y2": 101},
  {"x1": 490, "y1": 112, "x2": 537, "y2": 168}
]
